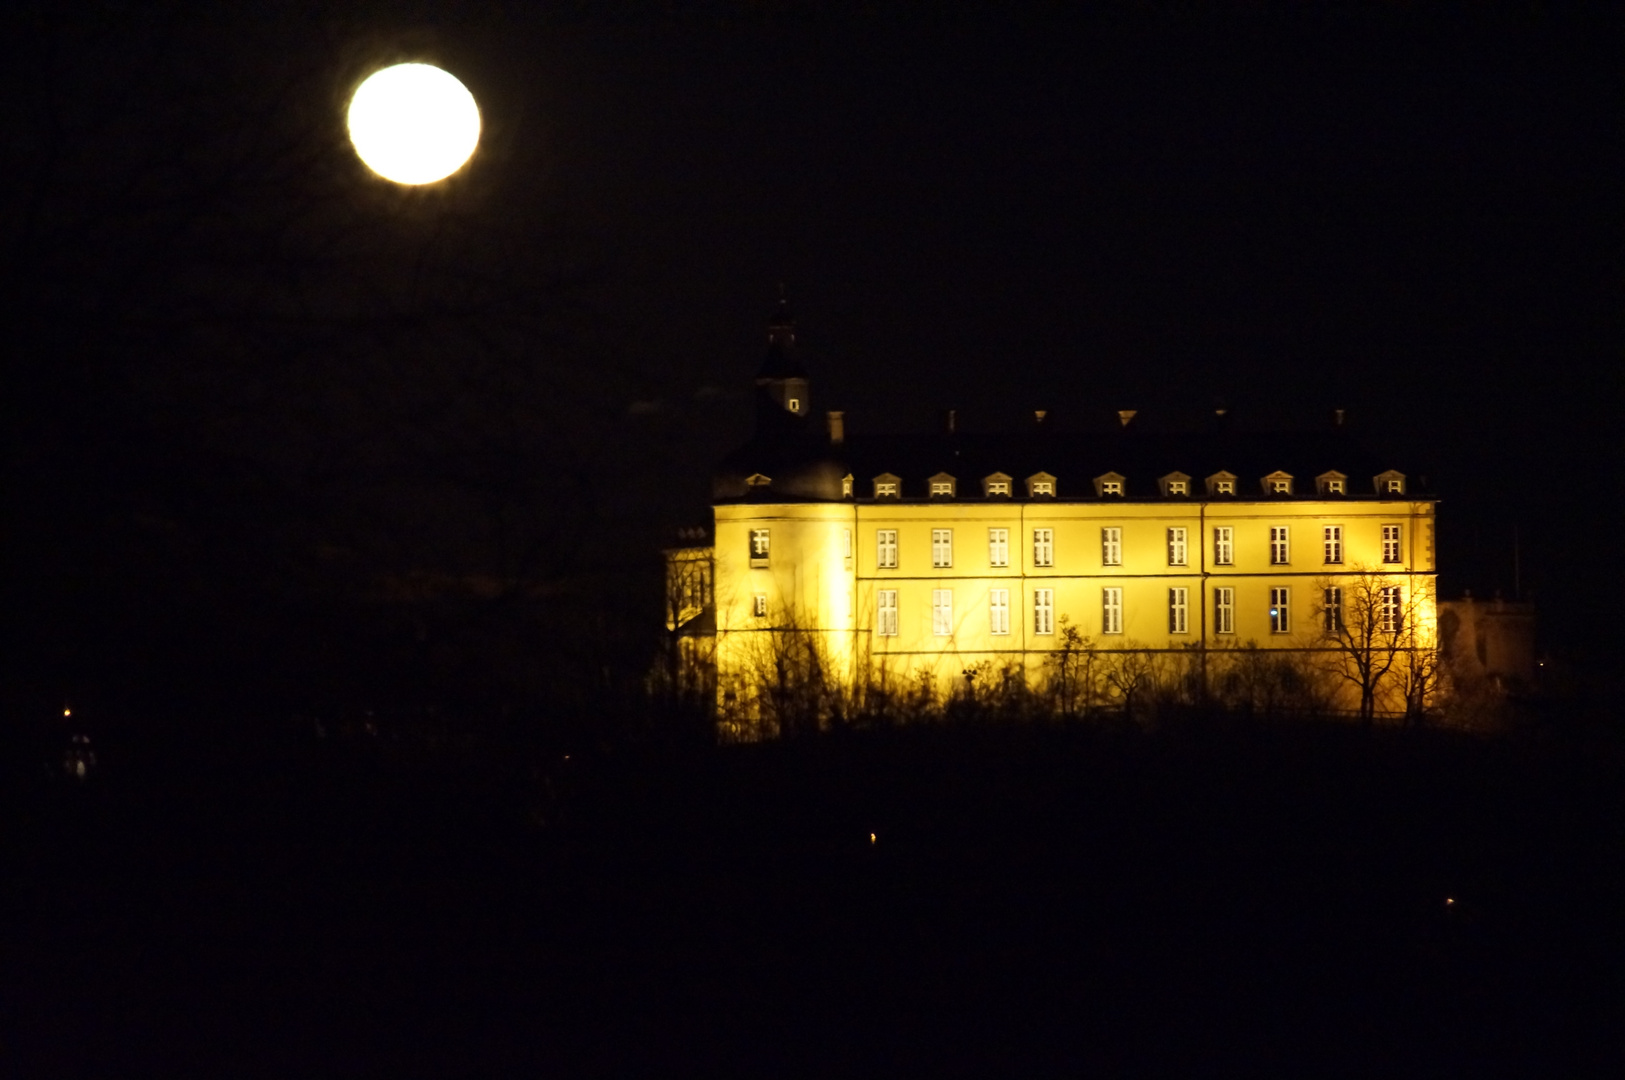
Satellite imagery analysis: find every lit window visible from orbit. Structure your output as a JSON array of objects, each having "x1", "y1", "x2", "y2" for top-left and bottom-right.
[
  {"x1": 1167, "y1": 527, "x2": 1187, "y2": 566},
  {"x1": 787, "y1": 398, "x2": 800, "y2": 413},
  {"x1": 931, "y1": 481, "x2": 954, "y2": 497},
  {"x1": 843, "y1": 528, "x2": 852, "y2": 560},
  {"x1": 932, "y1": 529, "x2": 953, "y2": 569},
  {"x1": 1102, "y1": 587, "x2": 1123, "y2": 635},
  {"x1": 1216, "y1": 479, "x2": 1236, "y2": 495},
  {"x1": 1269, "y1": 587, "x2": 1290, "y2": 634},
  {"x1": 1030, "y1": 478, "x2": 1056, "y2": 497},
  {"x1": 1323, "y1": 525, "x2": 1343, "y2": 564},
  {"x1": 1214, "y1": 527, "x2": 1234, "y2": 566},
  {"x1": 842, "y1": 475, "x2": 853, "y2": 498},
  {"x1": 990, "y1": 588, "x2": 1010, "y2": 635},
  {"x1": 1269, "y1": 526, "x2": 1290, "y2": 565},
  {"x1": 1169, "y1": 587, "x2": 1188, "y2": 634},
  {"x1": 1214, "y1": 587, "x2": 1234, "y2": 634},
  {"x1": 750, "y1": 528, "x2": 770, "y2": 565},
  {"x1": 1379, "y1": 585, "x2": 1402, "y2": 633},
  {"x1": 1168, "y1": 480, "x2": 1189, "y2": 496},
  {"x1": 1101, "y1": 480, "x2": 1124, "y2": 496},
  {"x1": 753, "y1": 594, "x2": 768, "y2": 618},
  {"x1": 1270, "y1": 478, "x2": 1292, "y2": 495},
  {"x1": 1101, "y1": 527, "x2": 1122, "y2": 567},
  {"x1": 1323, "y1": 587, "x2": 1343, "y2": 633},
  {"x1": 877, "y1": 590, "x2": 898, "y2": 637},
  {"x1": 1033, "y1": 528, "x2": 1053, "y2": 568},
  {"x1": 988, "y1": 528, "x2": 1009, "y2": 568},
  {"x1": 875, "y1": 481, "x2": 899, "y2": 499},
  {"x1": 877, "y1": 529, "x2": 898, "y2": 569},
  {"x1": 932, "y1": 589, "x2": 953, "y2": 637},
  {"x1": 1382, "y1": 525, "x2": 1402, "y2": 564},
  {"x1": 1325, "y1": 478, "x2": 1346, "y2": 495},
  {"x1": 987, "y1": 479, "x2": 1011, "y2": 497},
  {"x1": 1034, "y1": 588, "x2": 1054, "y2": 635}
]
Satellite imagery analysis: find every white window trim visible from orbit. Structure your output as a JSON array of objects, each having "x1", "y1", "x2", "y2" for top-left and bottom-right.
[
  {"x1": 1382, "y1": 524, "x2": 1403, "y2": 564},
  {"x1": 750, "y1": 528, "x2": 770, "y2": 566},
  {"x1": 1214, "y1": 587, "x2": 1234, "y2": 635},
  {"x1": 1269, "y1": 526, "x2": 1290, "y2": 566},
  {"x1": 1033, "y1": 588, "x2": 1054, "y2": 635},
  {"x1": 1214, "y1": 526, "x2": 1234, "y2": 567},
  {"x1": 877, "y1": 589, "x2": 898, "y2": 637},
  {"x1": 932, "y1": 528, "x2": 953, "y2": 569},
  {"x1": 1323, "y1": 586, "x2": 1343, "y2": 633},
  {"x1": 1101, "y1": 527, "x2": 1122, "y2": 567},
  {"x1": 1033, "y1": 528, "x2": 1054, "y2": 568},
  {"x1": 1102, "y1": 587, "x2": 1123, "y2": 635},
  {"x1": 932, "y1": 588, "x2": 954, "y2": 637},
  {"x1": 877, "y1": 529, "x2": 898, "y2": 569},
  {"x1": 1169, "y1": 587, "x2": 1188, "y2": 634},
  {"x1": 753, "y1": 593, "x2": 768, "y2": 618},
  {"x1": 1323, "y1": 525, "x2": 1343, "y2": 565},
  {"x1": 989, "y1": 528, "x2": 1009, "y2": 568},
  {"x1": 1269, "y1": 587, "x2": 1290, "y2": 634},
  {"x1": 1167, "y1": 527, "x2": 1188, "y2": 567},
  {"x1": 990, "y1": 588, "x2": 1010, "y2": 636}
]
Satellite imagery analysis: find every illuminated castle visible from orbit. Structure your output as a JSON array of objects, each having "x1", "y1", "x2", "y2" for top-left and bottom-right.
[{"x1": 665, "y1": 303, "x2": 1439, "y2": 730}]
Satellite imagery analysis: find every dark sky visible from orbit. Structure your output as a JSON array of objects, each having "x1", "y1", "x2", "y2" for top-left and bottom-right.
[{"x1": 3, "y1": 1, "x2": 1620, "y2": 697}]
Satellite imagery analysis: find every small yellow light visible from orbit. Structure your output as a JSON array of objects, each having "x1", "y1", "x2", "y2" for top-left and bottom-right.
[
  {"x1": 1445, "y1": 898, "x2": 1455, "y2": 905},
  {"x1": 869, "y1": 832, "x2": 877, "y2": 844},
  {"x1": 63, "y1": 708, "x2": 71, "y2": 717}
]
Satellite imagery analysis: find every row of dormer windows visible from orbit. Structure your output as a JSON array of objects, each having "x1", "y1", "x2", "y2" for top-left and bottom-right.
[
  {"x1": 820, "y1": 470, "x2": 1408, "y2": 500},
  {"x1": 746, "y1": 524, "x2": 1406, "y2": 569}
]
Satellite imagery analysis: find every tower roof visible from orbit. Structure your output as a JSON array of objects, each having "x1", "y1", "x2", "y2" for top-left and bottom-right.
[{"x1": 756, "y1": 293, "x2": 807, "y2": 380}]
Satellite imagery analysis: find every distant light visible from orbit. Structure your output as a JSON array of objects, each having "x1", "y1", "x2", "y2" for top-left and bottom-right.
[
  {"x1": 63, "y1": 708, "x2": 71, "y2": 717},
  {"x1": 869, "y1": 832, "x2": 877, "y2": 844},
  {"x1": 347, "y1": 63, "x2": 481, "y2": 184},
  {"x1": 1446, "y1": 898, "x2": 1455, "y2": 906}
]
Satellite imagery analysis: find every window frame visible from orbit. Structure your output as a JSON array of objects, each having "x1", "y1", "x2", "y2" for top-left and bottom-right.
[
  {"x1": 753, "y1": 593, "x2": 768, "y2": 618},
  {"x1": 876, "y1": 529, "x2": 899, "y2": 569},
  {"x1": 1323, "y1": 586, "x2": 1343, "y2": 633},
  {"x1": 1033, "y1": 588, "x2": 1054, "y2": 635},
  {"x1": 1213, "y1": 526, "x2": 1234, "y2": 566},
  {"x1": 989, "y1": 588, "x2": 1010, "y2": 636},
  {"x1": 1167, "y1": 527, "x2": 1188, "y2": 567},
  {"x1": 1269, "y1": 587, "x2": 1290, "y2": 634},
  {"x1": 1323, "y1": 525, "x2": 1343, "y2": 565},
  {"x1": 1101, "y1": 526, "x2": 1123, "y2": 567},
  {"x1": 932, "y1": 588, "x2": 953, "y2": 637},
  {"x1": 1102, "y1": 587, "x2": 1124, "y2": 635},
  {"x1": 1269, "y1": 526, "x2": 1290, "y2": 565},
  {"x1": 988, "y1": 528, "x2": 1009, "y2": 568},
  {"x1": 1032, "y1": 527, "x2": 1054, "y2": 568},
  {"x1": 749, "y1": 528, "x2": 771, "y2": 566},
  {"x1": 931, "y1": 528, "x2": 953, "y2": 569},
  {"x1": 1214, "y1": 587, "x2": 1235, "y2": 635},
  {"x1": 1382, "y1": 524, "x2": 1402, "y2": 564},
  {"x1": 1379, "y1": 585, "x2": 1402, "y2": 633},
  {"x1": 1169, "y1": 587, "x2": 1189, "y2": 634},
  {"x1": 877, "y1": 589, "x2": 898, "y2": 637}
]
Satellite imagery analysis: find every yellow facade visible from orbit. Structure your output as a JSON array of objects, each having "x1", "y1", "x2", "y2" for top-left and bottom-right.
[{"x1": 708, "y1": 494, "x2": 1437, "y2": 704}]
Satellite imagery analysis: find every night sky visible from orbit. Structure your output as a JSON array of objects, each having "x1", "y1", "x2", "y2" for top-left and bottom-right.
[{"x1": 3, "y1": 2, "x2": 1620, "y2": 707}]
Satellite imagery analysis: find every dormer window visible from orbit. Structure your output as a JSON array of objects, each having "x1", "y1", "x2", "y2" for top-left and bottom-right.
[
  {"x1": 928, "y1": 472, "x2": 957, "y2": 498},
  {"x1": 1206, "y1": 472, "x2": 1238, "y2": 496},
  {"x1": 1316, "y1": 471, "x2": 1348, "y2": 496},
  {"x1": 745, "y1": 473, "x2": 772, "y2": 490},
  {"x1": 873, "y1": 473, "x2": 901, "y2": 500},
  {"x1": 1374, "y1": 470, "x2": 1406, "y2": 495},
  {"x1": 841, "y1": 474, "x2": 853, "y2": 498},
  {"x1": 983, "y1": 472, "x2": 1013, "y2": 498},
  {"x1": 1026, "y1": 472, "x2": 1057, "y2": 498},
  {"x1": 787, "y1": 398, "x2": 801, "y2": 413},
  {"x1": 1094, "y1": 472, "x2": 1127, "y2": 497},
  {"x1": 1159, "y1": 472, "x2": 1192, "y2": 497},
  {"x1": 1263, "y1": 471, "x2": 1294, "y2": 496}
]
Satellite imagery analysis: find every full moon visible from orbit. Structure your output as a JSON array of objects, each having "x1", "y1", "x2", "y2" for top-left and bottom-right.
[{"x1": 347, "y1": 63, "x2": 481, "y2": 185}]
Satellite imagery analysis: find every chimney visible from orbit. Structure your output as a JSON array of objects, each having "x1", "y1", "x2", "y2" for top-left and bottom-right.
[
  {"x1": 827, "y1": 410, "x2": 845, "y2": 446},
  {"x1": 1034, "y1": 409, "x2": 1048, "y2": 427},
  {"x1": 944, "y1": 409, "x2": 957, "y2": 434},
  {"x1": 1118, "y1": 409, "x2": 1137, "y2": 428}
]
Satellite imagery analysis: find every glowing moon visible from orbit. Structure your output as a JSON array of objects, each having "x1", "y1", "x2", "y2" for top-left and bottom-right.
[{"x1": 347, "y1": 63, "x2": 481, "y2": 185}]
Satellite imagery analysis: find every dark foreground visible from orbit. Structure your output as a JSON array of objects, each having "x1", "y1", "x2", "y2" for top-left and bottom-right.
[{"x1": 7, "y1": 713, "x2": 1622, "y2": 1076}]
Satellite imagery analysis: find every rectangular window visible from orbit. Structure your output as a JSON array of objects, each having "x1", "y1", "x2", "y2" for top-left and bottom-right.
[
  {"x1": 843, "y1": 528, "x2": 853, "y2": 560},
  {"x1": 990, "y1": 588, "x2": 1010, "y2": 635},
  {"x1": 1034, "y1": 588, "x2": 1054, "y2": 635},
  {"x1": 875, "y1": 481, "x2": 899, "y2": 499},
  {"x1": 749, "y1": 528, "x2": 770, "y2": 564},
  {"x1": 1269, "y1": 587, "x2": 1290, "y2": 634},
  {"x1": 932, "y1": 589, "x2": 953, "y2": 636},
  {"x1": 1167, "y1": 527, "x2": 1188, "y2": 566},
  {"x1": 1379, "y1": 585, "x2": 1402, "y2": 633},
  {"x1": 877, "y1": 529, "x2": 898, "y2": 569},
  {"x1": 1270, "y1": 478, "x2": 1292, "y2": 495},
  {"x1": 1385, "y1": 478, "x2": 1404, "y2": 494},
  {"x1": 1101, "y1": 527, "x2": 1122, "y2": 567},
  {"x1": 932, "y1": 528, "x2": 953, "y2": 568},
  {"x1": 1033, "y1": 528, "x2": 1053, "y2": 568},
  {"x1": 988, "y1": 528, "x2": 1009, "y2": 568},
  {"x1": 1214, "y1": 526, "x2": 1234, "y2": 566},
  {"x1": 1102, "y1": 587, "x2": 1123, "y2": 634},
  {"x1": 753, "y1": 593, "x2": 768, "y2": 618},
  {"x1": 1326, "y1": 478, "x2": 1346, "y2": 495},
  {"x1": 930, "y1": 480, "x2": 954, "y2": 497},
  {"x1": 877, "y1": 590, "x2": 898, "y2": 637},
  {"x1": 1216, "y1": 479, "x2": 1236, "y2": 495},
  {"x1": 1214, "y1": 587, "x2": 1234, "y2": 634},
  {"x1": 842, "y1": 476, "x2": 853, "y2": 498},
  {"x1": 1323, "y1": 587, "x2": 1343, "y2": 632},
  {"x1": 1323, "y1": 525, "x2": 1343, "y2": 564},
  {"x1": 1031, "y1": 480, "x2": 1055, "y2": 497},
  {"x1": 1101, "y1": 480, "x2": 1124, "y2": 496},
  {"x1": 1168, "y1": 480, "x2": 1190, "y2": 495},
  {"x1": 1169, "y1": 587, "x2": 1188, "y2": 634},
  {"x1": 1270, "y1": 526, "x2": 1290, "y2": 565},
  {"x1": 1382, "y1": 524, "x2": 1402, "y2": 564},
  {"x1": 987, "y1": 479, "x2": 1011, "y2": 496}
]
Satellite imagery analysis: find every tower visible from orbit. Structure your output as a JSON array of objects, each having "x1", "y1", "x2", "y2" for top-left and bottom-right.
[{"x1": 754, "y1": 291, "x2": 810, "y2": 427}]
